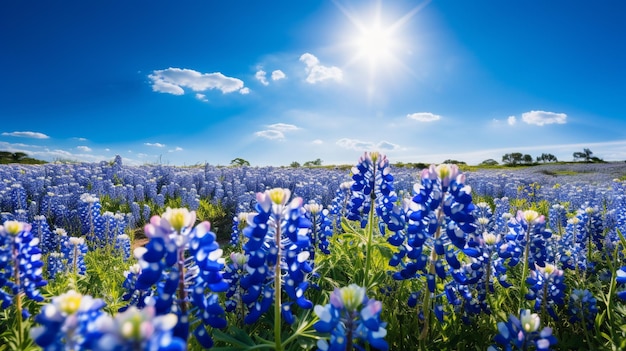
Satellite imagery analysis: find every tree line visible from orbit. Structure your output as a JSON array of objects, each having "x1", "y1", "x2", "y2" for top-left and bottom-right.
[{"x1": 482, "y1": 148, "x2": 605, "y2": 166}]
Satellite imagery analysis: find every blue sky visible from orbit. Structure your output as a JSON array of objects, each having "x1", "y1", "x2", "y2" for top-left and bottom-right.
[{"x1": 1, "y1": 0, "x2": 625, "y2": 166}]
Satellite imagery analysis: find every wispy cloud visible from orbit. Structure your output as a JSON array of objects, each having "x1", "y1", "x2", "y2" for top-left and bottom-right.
[
  {"x1": 271, "y1": 70, "x2": 286, "y2": 81},
  {"x1": 195, "y1": 93, "x2": 208, "y2": 102},
  {"x1": 336, "y1": 138, "x2": 399, "y2": 151},
  {"x1": 73, "y1": 137, "x2": 88, "y2": 141},
  {"x1": 266, "y1": 123, "x2": 298, "y2": 132},
  {"x1": 168, "y1": 146, "x2": 183, "y2": 152},
  {"x1": 300, "y1": 53, "x2": 342, "y2": 84},
  {"x1": 255, "y1": 130, "x2": 285, "y2": 140},
  {"x1": 521, "y1": 110, "x2": 567, "y2": 126},
  {"x1": 407, "y1": 112, "x2": 441, "y2": 122},
  {"x1": 312, "y1": 139, "x2": 323, "y2": 144},
  {"x1": 144, "y1": 142, "x2": 166, "y2": 148},
  {"x1": 149, "y1": 67, "x2": 247, "y2": 95},
  {"x1": 507, "y1": 116, "x2": 517, "y2": 125},
  {"x1": 255, "y1": 123, "x2": 299, "y2": 140},
  {"x1": 1, "y1": 131, "x2": 50, "y2": 139},
  {"x1": 77, "y1": 146, "x2": 92, "y2": 152}
]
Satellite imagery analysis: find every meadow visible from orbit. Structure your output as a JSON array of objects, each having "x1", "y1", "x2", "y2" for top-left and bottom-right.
[{"x1": 1, "y1": 153, "x2": 626, "y2": 350}]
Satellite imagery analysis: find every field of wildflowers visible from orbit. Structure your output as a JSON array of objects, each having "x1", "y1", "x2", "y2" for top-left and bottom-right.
[{"x1": 1, "y1": 153, "x2": 626, "y2": 350}]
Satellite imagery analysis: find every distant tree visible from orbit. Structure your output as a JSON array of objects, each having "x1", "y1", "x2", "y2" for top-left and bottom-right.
[
  {"x1": 537, "y1": 153, "x2": 558, "y2": 163},
  {"x1": 230, "y1": 158, "x2": 250, "y2": 167},
  {"x1": 502, "y1": 152, "x2": 524, "y2": 166},
  {"x1": 522, "y1": 154, "x2": 533, "y2": 164},
  {"x1": 303, "y1": 158, "x2": 323, "y2": 167},
  {"x1": 573, "y1": 148, "x2": 594, "y2": 162},
  {"x1": 290, "y1": 161, "x2": 301, "y2": 168},
  {"x1": 479, "y1": 159, "x2": 499, "y2": 166}
]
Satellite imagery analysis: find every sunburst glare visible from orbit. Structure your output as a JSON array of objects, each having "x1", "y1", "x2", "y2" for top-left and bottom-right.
[{"x1": 337, "y1": 0, "x2": 430, "y2": 97}]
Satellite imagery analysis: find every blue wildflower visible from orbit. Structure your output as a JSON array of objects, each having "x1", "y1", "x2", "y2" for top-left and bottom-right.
[
  {"x1": 314, "y1": 284, "x2": 388, "y2": 351},
  {"x1": 488, "y1": 309, "x2": 557, "y2": 351}
]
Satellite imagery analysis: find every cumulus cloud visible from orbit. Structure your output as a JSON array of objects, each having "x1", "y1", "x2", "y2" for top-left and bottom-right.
[
  {"x1": 144, "y1": 142, "x2": 166, "y2": 148},
  {"x1": 2, "y1": 131, "x2": 50, "y2": 139},
  {"x1": 299, "y1": 53, "x2": 343, "y2": 84},
  {"x1": 271, "y1": 70, "x2": 286, "y2": 81},
  {"x1": 521, "y1": 110, "x2": 567, "y2": 126},
  {"x1": 195, "y1": 93, "x2": 208, "y2": 102},
  {"x1": 507, "y1": 116, "x2": 517, "y2": 125},
  {"x1": 149, "y1": 67, "x2": 246, "y2": 95},
  {"x1": 407, "y1": 112, "x2": 441, "y2": 122},
  {"x1": 255, "y1": 130, "x2": 285, "y2": 140},
  {"x1": 77, "y1": 146, "x2": 92, "y2": 152},
  {"x1": 239, "y1": 87, "x2": 250, "y2": 95},
  {"x1": 255, "y1": 70, "x2": 269, "y2": 86},
  {"x1": 168, "y1": 146, "x2": 183, "y2": 153},
  {"x1": 336, "y1": 138, "x2": 399, "y2": 151}
]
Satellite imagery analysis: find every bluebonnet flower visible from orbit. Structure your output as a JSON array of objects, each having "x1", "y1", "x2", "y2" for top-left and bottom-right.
[
  {"x1": 548, "y1": 204, "x2": 567, "y2": 236},
  {"x1": 128, "y1": 207, "x2": 228, "y2": 347},
  {"x1": 305, "y1": 202, "x2": 332, "y2": 258},
  {"x1": 525, "y1": 263, "x2": 566, "y2": 320},
  {"x1": 94, "y1": 306, "x2": 186, "y2": 351},
  {"x1": 507, "y1": 210, "x2": 552, "y2": 269},
  {"x1": 239, "y1": 188, "x2": 313, "y2": 325},
  {"x1": 31, "y1": 290, "x2": 107, "y2": 351},
  {"x1": 47, "y1": 252, "x2": 66, "y2": 280},
  {"x1": 568, "y1": 288, "x2": 598, "y2": 329},
  {"x1": 314, "y1": 284, "x2": 388, "y2": 351},
  {"x1": 488, "y1": 309, "x2": 557, "y2": 351},
  {"x1": 79, "y1": 193, "x2": 106, "y2": 248},
  {"x1": 10, "y1": 183, "x2": 28, "y2": 212},
  {"x1": 223, "y1": 252, "x2": 247, "y2": 318},
  {"x1": 120, "y1": 263, "x2": 151, "y2": 312},
  {"x1": 32, "y1": 215, "x2": 55, "y2": 255},
  {"x1": 229, "y1": 212, "x2": 249, "y2": 248},
  {"x1": 388, "y1": 164, "x2": 476, "y2": 322},
  {"x1": 115, "y1": 234, "x2": 131, "y2": 261},
  {"x1": 0, "y1": 220, "x2": 47, "y2": 316},
  {"x1": 64, "y1": 237, "x2": 88, "y2": 275}
]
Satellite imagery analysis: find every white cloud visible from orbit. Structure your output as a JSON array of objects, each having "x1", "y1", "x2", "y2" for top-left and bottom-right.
[
  {"x1": 255, "y1": 70, "x2": 269, "y2": 86},
  {"x1": 407, "y1": 112, "x2": 441, "y2": 122},
  {"x1": 149, "y1": 67, "x2": 246, "y2": 95},
  {"x1": 2, "y1": 131, "x2": 50, "y2": 139},
  {"x1": 144, "y1": 142, "x2": 166, "y2": 148},
  {"x1": 168, "y1": 146, "x2": 183, "y2": 152},
  {"x1": 195, "y1": 93, "x2": 208, "y2": 102},
  {"x1": 255, "y1": 123, "x2": 299, "y2": 141},
  {"x1": 521, "y1": 110, "x2": 567, "y2": 126},
  {"x1": 507, "y1": 116, "x2": 517, "y2": 125},
  {"x1": 239, "y1": 87, "x2": 250, "y2": 95},
  {"x1": 77, "y1": 146, "x2": 92, "y2": 152},
  {"x1": 73, "y1": 137, "x2": 88, "y2": 141},
  {"x1": 336, "y1": 138, "x2": 399, "y2": 151},
  {"x1": 255, "y1": 130, "x2": 285, "y2": 140},
  {"x1": 105, "y1": 148, "x2": 110, "y2": 152},
  {"x1": 271, "y1": 70, "x2": 286, "y2": 81},
  {"x1": 299, "y1": 53, "x2": 343, "y2": 84},
  {"x1": 267, "y1": 123, "x2": 298, "y2": 132},
  {"x1": 312, "y1": 139, "x2": 323, "y2": 144}
]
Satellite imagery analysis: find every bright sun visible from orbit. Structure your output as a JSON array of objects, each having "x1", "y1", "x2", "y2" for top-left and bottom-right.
[{"x1": 337, "y1": 1, "x2": 429, "y2": 88}]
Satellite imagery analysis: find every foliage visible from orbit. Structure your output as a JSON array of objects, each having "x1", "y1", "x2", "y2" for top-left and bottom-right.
[{"x1": 0, "y1": 151, "x2": 46, "y2": 165}]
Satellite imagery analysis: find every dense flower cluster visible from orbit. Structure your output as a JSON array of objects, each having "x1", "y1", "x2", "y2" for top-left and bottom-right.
[{"x1": 122, "y1": 207, "x2": 228, "y2": 347}]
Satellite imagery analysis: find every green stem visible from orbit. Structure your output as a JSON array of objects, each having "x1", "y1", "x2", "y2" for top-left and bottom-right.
[
  {"x1": 14, "y1": 242, "x2": 24, "y2": 347},
  {"x1": 363, "y1": 198, "x2": 375, "y2": 289},
  {"x1": 518, "y1": 226, "x2": 532, "y2": 313},
  {"x1": 274, "y1": 223, "x2": 283, "y2": 351}
]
